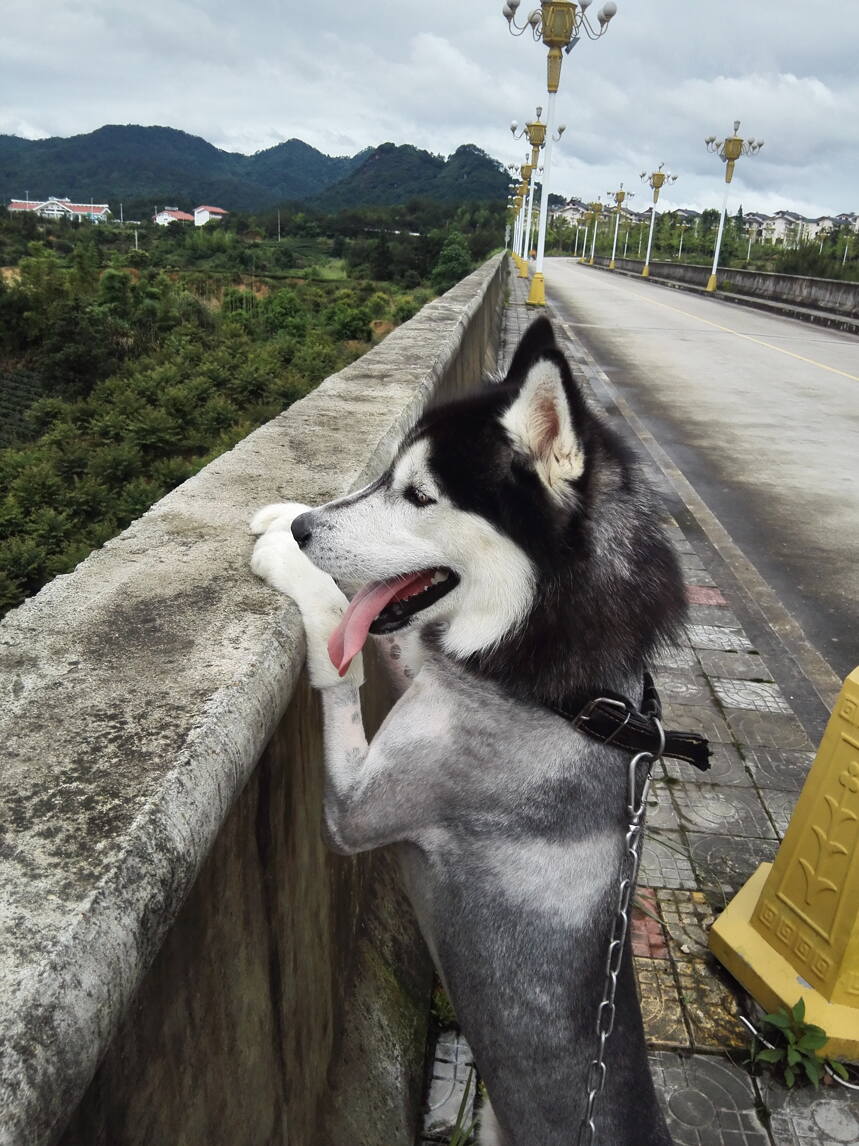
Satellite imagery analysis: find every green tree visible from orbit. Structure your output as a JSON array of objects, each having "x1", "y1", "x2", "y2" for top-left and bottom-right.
[{"x1": 430, "y1": 232, "x2": 473, "y2": 293}]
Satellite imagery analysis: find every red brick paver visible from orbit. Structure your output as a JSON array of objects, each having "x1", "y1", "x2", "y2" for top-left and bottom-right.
[{"x1": 686, "y1": 585, "x2": 728, "y2": 606}]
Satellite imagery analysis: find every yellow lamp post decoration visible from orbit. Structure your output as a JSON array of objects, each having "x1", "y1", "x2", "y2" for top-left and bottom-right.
[
  {"x1": 607, "y1": 183, "x2": 634, "y2": 269},
  {"x1": 704, "y1": 120, "x2": 764, "y2": 292},
  {"x1": 711, "y1": 667, "x2": 859, "y2": 1058},
  {"x1": 639, "y1": 163, "x2": 677, "y2": 278},
  {"x1": 503, "y1": 0, "x2": 619, "y2": 306}
]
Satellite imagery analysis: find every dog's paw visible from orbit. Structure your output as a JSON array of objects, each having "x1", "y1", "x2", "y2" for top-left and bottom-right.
[
  {"x1": 250, "y1": 527, "x2": 363, "y2": 690},
  {"x1": 249, "y1": 501, "x2": 310, "y2": 537}
]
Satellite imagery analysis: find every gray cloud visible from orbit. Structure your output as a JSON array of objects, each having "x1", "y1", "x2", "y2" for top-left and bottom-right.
[{"x1": 1, "y1": 0, "x2": 856, "y2": 218}]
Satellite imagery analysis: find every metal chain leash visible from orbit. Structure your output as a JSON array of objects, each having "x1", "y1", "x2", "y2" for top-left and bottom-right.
[{"x1": 577, "y1": 718, "x2": 665, "y2": 1146}]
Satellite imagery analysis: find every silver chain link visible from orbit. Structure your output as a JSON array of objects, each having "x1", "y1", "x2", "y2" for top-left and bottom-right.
[{"x1": 577, "y1": 718, "x2": 665, "y2": 1146}]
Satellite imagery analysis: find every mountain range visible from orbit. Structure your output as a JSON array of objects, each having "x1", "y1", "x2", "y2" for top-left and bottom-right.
[{"x1": 0, "y1": 125, "x2": 511, "y2": 213}]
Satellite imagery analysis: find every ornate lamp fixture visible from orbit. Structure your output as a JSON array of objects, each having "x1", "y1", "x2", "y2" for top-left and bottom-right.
[
  {"x1": 704, "y1": 120, "x2": 764, "y2": 291},
  {"x1": 639, "y1": 163, "x2": 677, "y2": 277},
  {"x1": 503, "y1": 0, "x2": 618, "y2": 305},
  {"x1": 503, "y1": 1, "x2": 617, "y2": 92},
  {"x1": 705, "y1": 120, "x2": 764, "y2": 185}
]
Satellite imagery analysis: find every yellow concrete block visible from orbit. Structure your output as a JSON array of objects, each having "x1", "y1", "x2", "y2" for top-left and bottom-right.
[
  {"x1": 710, "y1": 667, "x2": 859, "y2": 1059},
  {"x1": 705, "y1": 273, "x2": 718, "y2": 292},
  {"x1": 526, "y1": 273, "x2": 546, "y2": 307}
]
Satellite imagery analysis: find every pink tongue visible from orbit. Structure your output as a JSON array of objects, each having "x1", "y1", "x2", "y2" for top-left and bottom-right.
[{"x1": 328, "y1": 572, "x2": 435, "y2": 677}]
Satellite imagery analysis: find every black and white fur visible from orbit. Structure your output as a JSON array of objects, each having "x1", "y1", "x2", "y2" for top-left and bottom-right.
[{"x1": 250, "y1": 318, "x2": 682, "y2": 1145}]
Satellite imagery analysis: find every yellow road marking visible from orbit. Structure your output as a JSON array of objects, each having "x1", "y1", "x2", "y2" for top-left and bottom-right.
[{"x1": 577, "y1": 272, "x2": 859, "y2": 383}]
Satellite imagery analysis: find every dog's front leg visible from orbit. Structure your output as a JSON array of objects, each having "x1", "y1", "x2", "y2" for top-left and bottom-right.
[
  {"x1": 316, "y1": 680, "x2": 389, "y2": 854},
  {"x1": 251, "y1": 504, "x2": 419, "y2": 854}
]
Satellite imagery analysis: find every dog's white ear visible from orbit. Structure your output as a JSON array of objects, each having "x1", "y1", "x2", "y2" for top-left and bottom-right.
[{"x1": 500, "y1": 357, "x2": 585, "y2": 500}]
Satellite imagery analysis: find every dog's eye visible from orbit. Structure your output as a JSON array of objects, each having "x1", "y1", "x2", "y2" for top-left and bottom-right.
[{"x1": 403, "y1": 485, "x2": 436, "y2": 508}]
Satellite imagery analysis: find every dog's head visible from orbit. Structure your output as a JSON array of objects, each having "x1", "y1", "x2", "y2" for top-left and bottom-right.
[{"x1": 294, "y1": 316, "x2": 684, "y2": 693}]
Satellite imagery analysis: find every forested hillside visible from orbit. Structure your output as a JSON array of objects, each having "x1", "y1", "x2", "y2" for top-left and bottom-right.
[
  {"x1": 315, "y1": 144, "x2": 509, "y2": 209},
  {"x1": 0, "y1": 200, "x2": 504, "y2": 615},
  {"x1": 0, "y1": 126, "x2": 510, "y2": 214}
]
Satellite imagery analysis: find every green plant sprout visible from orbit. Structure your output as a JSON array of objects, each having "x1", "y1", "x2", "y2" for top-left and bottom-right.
[
  {"x1": 747, "y1": 999, "x2": 850, "y2": 1088},
  {"x1": 449, "y1": 1066, "x2": 476, "y2": 1146}
]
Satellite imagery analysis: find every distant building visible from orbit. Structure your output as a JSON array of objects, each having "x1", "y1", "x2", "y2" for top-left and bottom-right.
[
  {"x1": 153, "y1": 207, "x2": 195, "y2": 225},
  {"x1": 550, "y1": 198, "x2": 590, "y2": 224},
  {"x1": 7, "y1": 196, "x2": 110, "y2": 222},
  {"x1": 194, "y1": 205, "x2": 228, "y2": 227}
]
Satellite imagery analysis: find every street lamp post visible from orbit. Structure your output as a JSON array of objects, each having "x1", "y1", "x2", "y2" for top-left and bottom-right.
[
  {"x1": 639, "y1": 163, "x2": 677, "y2": 277},
  {"x1": 607, "y1": 183, "x2": 633, "y2": 269},
  {"x1": 588, "y1": 201, "x2": 604, "y2": 264},
  {"x1": 515, "y1": 183, "x2": 529, "y2": 264},
  {"x1": 511, "y1": 108, "x2": 553, "y2": 275},
  {"x1": 704, "y1": 120, "x2": 764, "y2": 292},
  {"x1": 578, "y1": 211, "x2": 592, "y2": 264},
  {"x1": 508, "y1": 169, "x2": 530, "y2": 271},
  {"x1": 519, "y1": 162, "x2": 536, "y2": 273},
  {"x1": 677, "y1": 222, "x2": 690, "y2": 260},
  {"x1": 503, "y1": 0, "x2": 619, "y2": 305}
]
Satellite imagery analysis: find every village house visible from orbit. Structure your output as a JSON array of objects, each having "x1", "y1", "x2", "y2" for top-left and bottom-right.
[
  {"x1": 193, "y1": 205, "x2": 229, "y2": 227},
  {"x1": 7, "y1": 196, "x2": 110, "y2": 222},
  {"x1": 153, "y1": 207, "x2": 195, "y2": 225},
  {"x1": 153, "y1": 205, "x2": 229, "y2": 227}
]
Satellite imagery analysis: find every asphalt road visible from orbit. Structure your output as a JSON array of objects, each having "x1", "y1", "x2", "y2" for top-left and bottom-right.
[{"x1": 544, "y1": 258, "x2": 859, "y2": 681}]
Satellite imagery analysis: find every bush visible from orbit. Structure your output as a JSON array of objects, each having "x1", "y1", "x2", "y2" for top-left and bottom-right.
[{"x1": 393, "y1": 296, "x2": 419, "y2": 324}]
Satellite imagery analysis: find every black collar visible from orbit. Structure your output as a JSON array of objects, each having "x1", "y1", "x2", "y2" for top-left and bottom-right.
[{"x1": 549, "y1": 671, "x2": 712, "y2": 772}]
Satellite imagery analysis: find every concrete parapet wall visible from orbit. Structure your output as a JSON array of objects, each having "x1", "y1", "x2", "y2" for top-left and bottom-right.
[
  {"x1": 0, "y1": 253, "x2": 507, "y2": 1146},
  {"x1": 593, "y1": 256, "x2": 859, "y2": 318}
]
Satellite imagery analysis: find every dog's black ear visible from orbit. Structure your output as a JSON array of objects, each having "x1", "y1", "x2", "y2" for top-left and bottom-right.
[{"x1": 503, "y1": 316, "x2": 557, "y2": 387}]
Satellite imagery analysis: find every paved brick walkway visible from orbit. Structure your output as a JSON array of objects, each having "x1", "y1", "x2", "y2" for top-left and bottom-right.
[{"x1": 421, "y1": 268, "x2": 858, "y2": 1146}]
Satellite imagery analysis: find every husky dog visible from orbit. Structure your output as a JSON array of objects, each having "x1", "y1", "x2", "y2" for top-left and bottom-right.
[{"x1": 250, "y1": 317, "x2": 682, "y2": 1145}]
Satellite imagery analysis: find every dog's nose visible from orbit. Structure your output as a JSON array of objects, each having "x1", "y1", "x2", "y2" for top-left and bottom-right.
[{"x1": 291, "y1": 512, "x2": 314, "y2": 549}]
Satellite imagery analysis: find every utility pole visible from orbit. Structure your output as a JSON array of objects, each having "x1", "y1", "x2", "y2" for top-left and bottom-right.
[{"x1": 277, "y1": 208, "x2": 281, "y2": 241}]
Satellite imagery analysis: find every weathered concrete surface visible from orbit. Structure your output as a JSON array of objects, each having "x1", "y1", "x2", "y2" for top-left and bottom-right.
[
  {"x1": 0, "y1": 253, "x2": 506, "y2": 1146},
  {"x1": 593, "y1": 255, "x2": 859, "y2": 329}
]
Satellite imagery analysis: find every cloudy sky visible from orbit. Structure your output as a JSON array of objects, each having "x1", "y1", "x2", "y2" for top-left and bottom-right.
[{"x1": 2, "y1": 0, "x2": 858, "y2": 218}]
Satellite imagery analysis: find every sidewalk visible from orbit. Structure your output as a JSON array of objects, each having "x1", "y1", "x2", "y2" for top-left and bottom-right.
[{"x1": 421, "y1": 269, "x2": 858, "y2": 1146}]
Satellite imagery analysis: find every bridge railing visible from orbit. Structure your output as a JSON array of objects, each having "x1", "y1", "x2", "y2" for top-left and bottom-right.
[
  {"x1": 0, "y1": 253, "x2": 507, "y2": 1146},
  {"x1": 590, "y1": 255, "x2": 859, "y2": 320}
]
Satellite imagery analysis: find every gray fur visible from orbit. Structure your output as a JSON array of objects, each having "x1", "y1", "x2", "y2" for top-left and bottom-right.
[{"x1": 250, "y1": 319, "x2": 677, "y2": 1144}]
